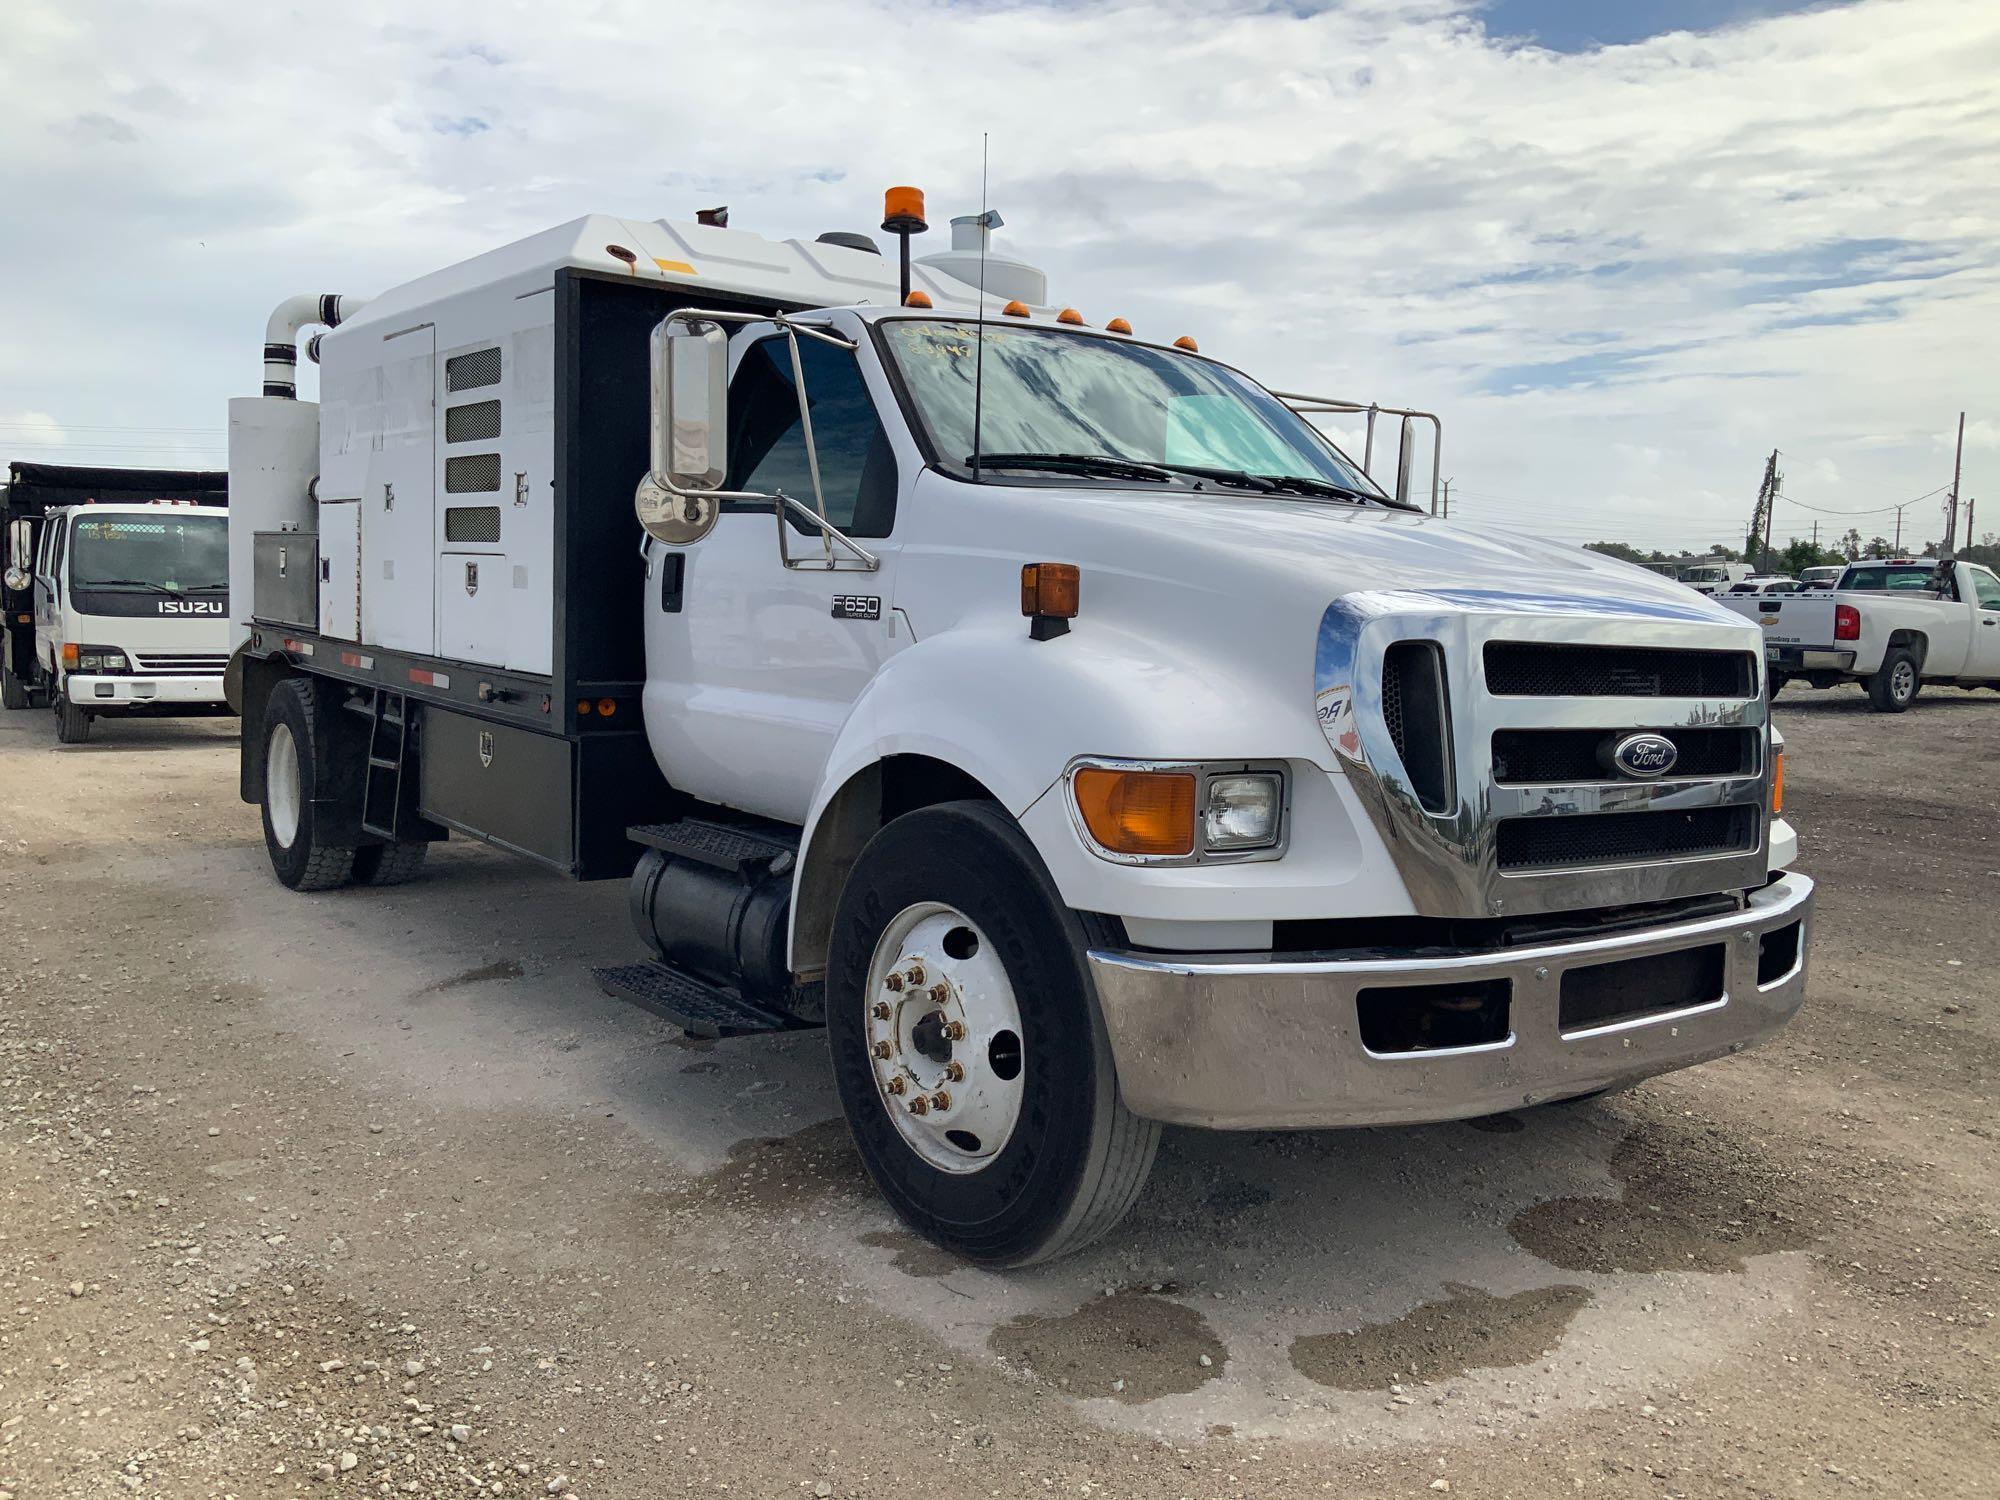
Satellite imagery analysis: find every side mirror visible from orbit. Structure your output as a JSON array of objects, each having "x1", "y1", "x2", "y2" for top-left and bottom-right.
[{"x1": 636, "y1": 318, "x2": 729, "y2": 545}]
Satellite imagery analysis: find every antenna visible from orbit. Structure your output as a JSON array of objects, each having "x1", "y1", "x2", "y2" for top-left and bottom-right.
[{"x1": 971, "y1": 133, "x2": 990, "y2": 482}]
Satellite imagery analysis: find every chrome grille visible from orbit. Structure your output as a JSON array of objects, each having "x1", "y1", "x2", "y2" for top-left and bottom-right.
[
  {"x1": 1491, "y1": 726, "x2": 1758, "y2": 784},
  {"x1": 1497, "y1": 807, "x2": 1758, "y2": 872},
  {"x1": 1484, "y1": 642, "x2": 1755, "y2": 698},
  {"x1": 135, "y1": 652, "x2": 227, "y2": 675}
]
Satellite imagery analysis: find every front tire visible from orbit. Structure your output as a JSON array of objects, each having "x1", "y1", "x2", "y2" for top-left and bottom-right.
[
  {"x1": 1, "y1": 667, "x2": 26, "y2": 711},
  {"x1": 260, "y1": 679, "x2": 356, "y2": 890},
  {"x1": 827, "y1": 801, "x2": 1160, "y2": 1267},
  {"x1": 53, "y1": 687, "x2": 92, "y2": 743},
  {"x1": 1866, "y1": 647, "x2": 1921, "y2": 713}
]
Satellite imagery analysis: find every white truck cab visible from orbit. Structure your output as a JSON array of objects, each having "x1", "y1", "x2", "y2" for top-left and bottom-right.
[
  {"x1": 27, "y1": 501, "x2": 231, "y2": 742},
  {"x1": 227, "y1": 190, "x2": 1813, "y2": 1264},
  {"x1": 1678, "y1": 560, "x2": 1752, "y2": 595}
]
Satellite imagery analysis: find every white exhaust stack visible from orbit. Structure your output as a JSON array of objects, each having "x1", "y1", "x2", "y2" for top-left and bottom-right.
[{"x1": 262, "y1": 293, "x2": 367, "y2": 398}]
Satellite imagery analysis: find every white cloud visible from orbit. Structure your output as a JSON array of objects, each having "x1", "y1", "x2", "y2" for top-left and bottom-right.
[{"x1": 0, "y1": 0, "x2": 1994, "y2": 552}]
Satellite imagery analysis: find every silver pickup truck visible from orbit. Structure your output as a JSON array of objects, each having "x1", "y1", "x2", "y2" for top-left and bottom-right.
[{"x1": 1721, "y1": 559, "x2": 2000, "y2": 710}]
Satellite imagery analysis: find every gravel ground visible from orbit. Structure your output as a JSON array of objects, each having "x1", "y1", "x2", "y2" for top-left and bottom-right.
[{"x1": 0, "y1": 680, "x2": 1994, "y2": 1498}]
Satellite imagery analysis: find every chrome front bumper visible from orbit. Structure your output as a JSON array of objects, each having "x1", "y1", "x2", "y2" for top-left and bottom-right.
[{"x1": 1088, "y1": 872, "x2": 1813, "y2": 1129}]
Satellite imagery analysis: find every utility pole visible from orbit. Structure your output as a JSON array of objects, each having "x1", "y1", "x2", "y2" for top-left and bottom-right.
[
  {"x1": 1893, "y1": 504, "x2": 1903, "y2": 553},
  {"x1": 1946, "y1": 410, "x2": 1965, "y2": 551},
  {"x1": 1749, "y1": 450, "x2": 1780, "y2": 569},
  {"x1": 1811, "y1": 520, "x2": 1819, "y2": 550}
]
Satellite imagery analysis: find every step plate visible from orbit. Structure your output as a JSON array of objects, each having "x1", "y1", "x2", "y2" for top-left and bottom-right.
[
  {"x1": 627, "y1": 819, "x2": 796, "y2": 872},
  {"x1": 592, "y1": 961, "x2": 806, "y2": 1039}
]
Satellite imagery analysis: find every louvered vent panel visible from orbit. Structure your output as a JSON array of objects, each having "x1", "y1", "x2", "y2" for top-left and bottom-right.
[
  {"x1": 445, "y1": 347, "x2": 502, "y2": 392},
  {"x1": 445, "y1": 454, "x2": 501, "y2": 493},
  {"x1": 444, "y1": 505, "x2": 501, "y2": 543},
  {"x1": 445, "y1": 400, "x2": 502, "y2": 442}
]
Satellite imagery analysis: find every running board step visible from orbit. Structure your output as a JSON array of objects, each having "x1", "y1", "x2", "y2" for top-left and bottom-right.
[
  {"x1": 592, "y1": 961, "x2": 814, "y2": 1039},
  {"x1": 627, "y1": 818, "x2": 798, "y2": 874}
]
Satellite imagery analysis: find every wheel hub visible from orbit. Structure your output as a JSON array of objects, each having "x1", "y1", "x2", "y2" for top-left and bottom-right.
[{"x1": 864, "y1": 904, "x2": 1025, "y2": 1174}]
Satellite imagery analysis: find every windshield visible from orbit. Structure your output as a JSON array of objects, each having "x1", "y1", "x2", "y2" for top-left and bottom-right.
[
  {"x1": 879, "y1": 321, "x2": 1386, "y2": 498},
  {"x1": 1839, "y1": 564, "x2": 1937, "y2": 592},
  {"x1": 68, "y1": 512, "x2": 227, "y2": 591},
  {"x1": 1683, "y1": 567, "x2": 1727, "y2": 582}
]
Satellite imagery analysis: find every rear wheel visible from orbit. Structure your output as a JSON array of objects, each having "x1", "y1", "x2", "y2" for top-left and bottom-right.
[
  {"x1": 827, "y1": 800, "x2": 1160, "y2": 1267},
  {"x1": 1, "y1": 667, "x2": 26, "y2": 710},
  {"x1": 261, "y1": 679, "x2": 356, "y2": 890},
  {"x1": 53, "y1": 687, "x2": 92, "y2": 743},
  {"x1": 352, "y1": 840, "x2": 429, "y2": 886},
  {"x1": 1866, "y1": 647, "x2": 1921, "y2": 713}
]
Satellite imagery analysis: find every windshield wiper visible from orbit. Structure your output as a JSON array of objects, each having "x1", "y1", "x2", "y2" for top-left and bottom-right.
[
  {"x1": 1150, "y1": 463, "x2": 1278, "y2": 492},
  {"x1": 80, "y1": 578, "x2": 185, "y2": 595},
  {"x1": 966, "y1": 452, "x2": 1173, "y2": 483}
]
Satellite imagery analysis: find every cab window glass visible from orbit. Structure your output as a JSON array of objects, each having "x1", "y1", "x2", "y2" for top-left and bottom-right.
[
  {"x1": 725, "y1": 338, "x2": 897, "y2": 539},
  {"x1": 1972, "y1": 567, "x2": 2000, "y2": 610}
]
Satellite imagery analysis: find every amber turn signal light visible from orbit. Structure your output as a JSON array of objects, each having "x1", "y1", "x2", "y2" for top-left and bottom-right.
[
  {"x1": 1771, "y1": 750, "x2": 1784, "y2": 816},
  {"x1": 1021, "y1": 562, "x2": 1080, "y2": 620},
  {"x1": 1073, "y1": 768, "x2": 1197, "y2": 858}
]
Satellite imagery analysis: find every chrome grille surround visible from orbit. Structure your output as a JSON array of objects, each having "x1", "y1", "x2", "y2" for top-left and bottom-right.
[{"x1": 1314, "y1": 588, "x2": 1769, "y2": 919}]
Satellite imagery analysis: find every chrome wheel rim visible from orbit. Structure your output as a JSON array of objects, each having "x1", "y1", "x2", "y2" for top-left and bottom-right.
[
  {"x1": 864, "y1": 902, "x2": 1025, "y2": 1174},
  {"x1": 1892, "y1": 660, "x2": 1915, "y2": 701},
  {"x1": 266, "y1": 723, "x2": 302, "y2": 849}
]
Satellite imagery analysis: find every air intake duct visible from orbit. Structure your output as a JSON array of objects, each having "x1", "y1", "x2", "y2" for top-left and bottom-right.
[{"x1": 1381, "y1": 640, "x2": 1455, "y2": 815}]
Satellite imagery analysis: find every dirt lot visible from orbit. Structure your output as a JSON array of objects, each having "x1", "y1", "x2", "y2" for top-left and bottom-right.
[{"x1": 0, "y1": 682, "x2": 1994, "y2": 1499}]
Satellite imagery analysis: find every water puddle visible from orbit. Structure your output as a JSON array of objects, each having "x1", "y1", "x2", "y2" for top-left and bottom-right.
[
  {"x1": 1290, "y1": 1281, "x2": 1592, "y2": 1390},
  {"x1": 989, "y1": 1287, "x2": 1226, "y2": 1405},
  {"x1": 857, "y1": 1229, "x2": 961, "y2": 1279}
]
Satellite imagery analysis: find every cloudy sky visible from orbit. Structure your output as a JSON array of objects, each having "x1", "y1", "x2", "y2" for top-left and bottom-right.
[{"x1": 2, "y1": 0, "x2": 1995, "y2": 554}]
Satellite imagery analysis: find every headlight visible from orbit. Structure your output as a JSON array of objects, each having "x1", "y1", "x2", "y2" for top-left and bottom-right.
[
  {"x1": 1068, "y1": 760, "x2": 1289, "y2": 865},
  {"x1": 1204, "y1": 773, "x2": 1283, "y2": 850},
  {"x1": 73, "y1": 647, "x2": 130, "y2": 674}
]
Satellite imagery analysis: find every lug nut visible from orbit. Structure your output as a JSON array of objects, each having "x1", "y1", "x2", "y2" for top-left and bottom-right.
[
  {"x1": 872, "y1": 1040, "x2": 893, "y2": 1060},
  {"x1": 871, "y1": 1001, "x2": 891, "y2": 1020},
  {"x1": 907, "y1": 1095, "x2": 930, "y2": 1116},
  {"x1": 904, "y1": 968, "x2": 927, "y2": 989},
  {"x1": 886, "y1": 1076, "x2": 906, "y2": 1096},
  {"x1": 944, "y1": 1061, "x2": 965, "y2": 1083},
  {"x1": 929, "y1": 1091, "x2": 951, "y2": 1111},
  {"x1": 942, "y1": 1020, "x2": 967, "y2": 1042},
  {"x1": 927, "y1": 983, "x2": 950, "y2": 1004},
  {"x1": 884, "y1": 973, "x2": 904, "y2": 993}
]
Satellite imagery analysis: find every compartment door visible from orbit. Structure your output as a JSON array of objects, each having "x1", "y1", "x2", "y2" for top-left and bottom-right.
[
  {"x1": 317, "y1": 499, "x2": 361, "y2": 640},
  {"x1": 359, "y1": 325, "x2": 437, "y2": 654},
  {"x1": 437, "y1": 552, "x2": 510, "y2": 666}
]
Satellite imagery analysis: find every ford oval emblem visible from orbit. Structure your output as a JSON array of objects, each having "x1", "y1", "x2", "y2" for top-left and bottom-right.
[{"x1": 1610, "y1": 732, "x2": 1678, "y2": 779}]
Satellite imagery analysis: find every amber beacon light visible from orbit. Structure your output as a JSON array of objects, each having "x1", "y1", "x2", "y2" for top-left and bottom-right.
[{"x1": 881, "y1": 185, "x2": 929, "y2": 305}]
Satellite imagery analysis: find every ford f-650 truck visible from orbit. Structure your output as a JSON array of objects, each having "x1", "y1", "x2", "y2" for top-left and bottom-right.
[{"x1": 225, "y1": 190, "x2": 1813, "y2": 1264}]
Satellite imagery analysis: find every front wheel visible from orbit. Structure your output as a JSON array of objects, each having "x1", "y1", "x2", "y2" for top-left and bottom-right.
[
  {"x1": 1866, "y1": 647, "x2": 1921, "y2": 713},
  {"x1": 827, "y1": 801, "x2": 1160, "y2": 1267},
  {"x1": 53, "y1": 688, "x2": 91, "y2": 743}
]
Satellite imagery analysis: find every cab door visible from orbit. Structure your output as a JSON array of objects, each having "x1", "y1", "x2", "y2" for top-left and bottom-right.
[
  {"x1": 642, "y1": 332, "x2": 905, "y2": 824},
  {"x1": 32, "y1": 511, "x2": 67, "y2": 678},
  {"x1": 1968, "y1": 565, "x2": 2000, "y2": 676}
]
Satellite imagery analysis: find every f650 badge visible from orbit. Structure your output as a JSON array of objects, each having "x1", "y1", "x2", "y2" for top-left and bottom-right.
[{"x1": 831, "y1": 595, "x2": 881, "y2": 621}]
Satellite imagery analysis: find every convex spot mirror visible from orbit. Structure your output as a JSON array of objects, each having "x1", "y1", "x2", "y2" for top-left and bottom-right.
[{"x1": 635, "y1": 318, "x2": 729, "y2": 545}]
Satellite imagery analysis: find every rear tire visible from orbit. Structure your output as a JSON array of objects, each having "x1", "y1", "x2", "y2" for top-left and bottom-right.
[
  {"x1": 1767, "y1": 671, "x2": 1790, "y2": 696},
  {"x1": 1866, "y1": 647, "x2": 1921, "y2": 713},
  {"x1": 1, "y1": 668, "x2": 26, "y2": 711},
  {"x1": 352, "y1": 840, "x2": 429, "y2": 886},
  {"x1": 53, "y1": 688, "x2": 92, "y2": 744},
  {"x1": 260, "y1": 679, "x2": 356, "y2": 891},
  {"x1": 827, "y1": 800, "x2": 1160, "y2": 1267}
]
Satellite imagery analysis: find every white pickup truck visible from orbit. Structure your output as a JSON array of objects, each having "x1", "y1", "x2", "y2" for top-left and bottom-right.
[
  {"x1": 1721, "y1": 558, "x2": 2000, "y2": 710},
  {"x1": 225, "y1": 189, "x2": 1813, "y2": 1264}
]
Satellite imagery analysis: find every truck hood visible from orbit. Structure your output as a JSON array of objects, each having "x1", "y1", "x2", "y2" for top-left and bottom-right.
[{"x1": 1027, "y1": 489, "x2": 1741, "y2": 626}]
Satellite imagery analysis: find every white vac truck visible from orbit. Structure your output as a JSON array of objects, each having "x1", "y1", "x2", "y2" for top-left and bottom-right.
[{"x1": 226, "y1": 188, "x2": 1813, "y2": 1264}]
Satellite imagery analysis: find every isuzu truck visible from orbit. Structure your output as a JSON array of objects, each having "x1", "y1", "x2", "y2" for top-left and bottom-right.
[
  {"x1": 225, "y1": 189, "x2": 1813, "y2": 1264},
  {"x1": 2, "y1": 462, "x2": 231, "y2": 740}
]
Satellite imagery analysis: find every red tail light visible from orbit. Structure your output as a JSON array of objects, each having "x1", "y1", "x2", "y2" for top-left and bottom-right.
[{"x1": 1834, "y1": 603, "x2": 1860, "y2": 641}]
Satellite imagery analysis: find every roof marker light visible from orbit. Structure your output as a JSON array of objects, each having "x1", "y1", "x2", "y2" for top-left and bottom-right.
[
  {"x1": 903, "y1": 289, "x2": 933, "y2": 308},
  {"x1": 1106, "y1": 317, "x2": 1133, "y2": 334},
  {"x1": 1056, "y1": 308, "x2": 1086, "y2": 326},
  {"x1": 1001, "y1": 300, "x2": 1031, "y2": 318},
  {"x1": 1173, "y1": 335, "x2": 1199, "y2": 352}
]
